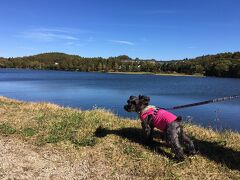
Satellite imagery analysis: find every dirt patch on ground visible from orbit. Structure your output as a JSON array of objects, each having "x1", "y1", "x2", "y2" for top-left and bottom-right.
[{"x1": 0, "y1": 136, "x2": 133, "y2": 180}]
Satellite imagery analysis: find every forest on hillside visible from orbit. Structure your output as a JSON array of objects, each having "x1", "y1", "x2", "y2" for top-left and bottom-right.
[{"x1": 0, "y1": 52, "x2": 240, "y2": 78}]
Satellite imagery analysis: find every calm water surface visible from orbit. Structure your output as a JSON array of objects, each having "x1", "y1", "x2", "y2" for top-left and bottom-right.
[{"x1": 0, "y1": 69, "x2": 240, "y2": 131}]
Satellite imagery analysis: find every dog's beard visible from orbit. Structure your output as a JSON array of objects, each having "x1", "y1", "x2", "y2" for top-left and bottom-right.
[{"x1": 124, "y1": 104, "x2": 136, "y2": 112}]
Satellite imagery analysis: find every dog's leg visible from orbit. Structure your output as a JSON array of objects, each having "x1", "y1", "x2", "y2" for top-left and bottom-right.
[
  {"x1": 141, "y1": 115, "x2": 154, "y2": 144},
  {"x1": 179, "y1": 128, "x2": 196, "y2": 155},
  {"x1": 166, "y1": 121, "x2": 185, "y2": 161}
]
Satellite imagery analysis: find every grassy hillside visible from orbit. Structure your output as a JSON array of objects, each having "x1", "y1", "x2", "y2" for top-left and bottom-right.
[{"x1": 0, "y1": 96, "x2": 239, "y2": 179}]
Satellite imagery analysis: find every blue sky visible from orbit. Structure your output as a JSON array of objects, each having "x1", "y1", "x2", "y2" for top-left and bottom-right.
[{"x1": 0, "y1": 0, "x2": 239, "y2": 60}]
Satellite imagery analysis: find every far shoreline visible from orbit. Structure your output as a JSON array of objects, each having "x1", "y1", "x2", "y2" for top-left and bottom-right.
[
  {"x1": 107, "y1": 71, "x2": 205, "y2": 77},
  {"x1": 0, "y1": 67, "x2": 206, "y2": 78}
]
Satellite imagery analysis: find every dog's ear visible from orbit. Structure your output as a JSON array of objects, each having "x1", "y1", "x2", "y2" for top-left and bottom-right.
[
  {"x1": 139, "y1": 95, "x2": 150, "y2": 105},
  {"x1": 128, "y1": 96, "x2": 138, "y2": 103},
  {"x1": 129, "y1": 95, "x2": 137, "y2": 100}
]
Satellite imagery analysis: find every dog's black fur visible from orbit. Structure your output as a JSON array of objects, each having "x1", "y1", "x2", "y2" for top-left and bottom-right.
[{"x1": 124, "y1": 95, "x2": 196, "y2": 161}]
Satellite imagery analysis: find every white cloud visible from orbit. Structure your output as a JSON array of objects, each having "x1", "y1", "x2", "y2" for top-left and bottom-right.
[
  {"x1": 33, "y1": 28, "x2": 70, "y2": 33},
  {"x1": 21, "y1": 28, "x2": 79, "y2": 41},
  {"x1": 66, "y1": 42, "x2": 74, "y2": 45},
  {"x1": 110, "y1": 40, "x2": 134, "y2": 45},
  {"x1": 34, "y1": 27, "x2": 92, "y2": 34}
]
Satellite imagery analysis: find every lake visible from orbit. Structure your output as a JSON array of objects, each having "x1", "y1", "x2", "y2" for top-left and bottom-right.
[{"x1": 0, "y1": 68, "x2": 240, "y2": 131}]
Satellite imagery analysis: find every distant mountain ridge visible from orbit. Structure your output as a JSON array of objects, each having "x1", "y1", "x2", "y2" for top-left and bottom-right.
[{"x1": 0, "y1": 52, "x2": 240, "y2": 78}]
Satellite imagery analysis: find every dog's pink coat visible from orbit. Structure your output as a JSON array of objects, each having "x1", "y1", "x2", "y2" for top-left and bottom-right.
[{"x1": 140, "y1": 106, "x2": 177, "y2": 131}]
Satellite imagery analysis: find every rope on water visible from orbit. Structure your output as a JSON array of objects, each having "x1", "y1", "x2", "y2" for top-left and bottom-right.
[{"x1": 165, "y1": 95, "x2": 240, "y2": 110}]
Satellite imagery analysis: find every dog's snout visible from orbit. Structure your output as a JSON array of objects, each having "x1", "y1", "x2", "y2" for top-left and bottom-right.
[
  {"x1": 124, "y1": 96, "x2": 140, "y2": 112},
  {"x1": 124, "y1": 105, "x2": 129, "y2": 111}
]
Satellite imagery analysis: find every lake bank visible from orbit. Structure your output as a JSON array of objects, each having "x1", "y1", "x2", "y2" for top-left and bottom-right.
[
  {"x1": 0, "y1": 67, "x2": 206, "y2": 77},
  {"x1": 0, "y1": 96, "x2": 239, "y2": 179},
  {"x1": 107, "y1": 71, "x2": 205, "y2": 77}
]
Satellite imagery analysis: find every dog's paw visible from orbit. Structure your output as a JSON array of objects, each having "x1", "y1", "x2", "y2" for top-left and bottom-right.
[{"x1": 184, "y1": 148, "x2": 198, "y2": 156}]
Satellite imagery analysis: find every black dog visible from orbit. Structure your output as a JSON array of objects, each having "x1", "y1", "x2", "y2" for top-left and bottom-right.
[{"x1": 124, "y1": 95, "x2": 196, "y2": 160}]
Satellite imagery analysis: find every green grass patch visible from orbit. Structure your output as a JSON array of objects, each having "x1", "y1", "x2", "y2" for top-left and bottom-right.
[
  {"x1": 123, "y1": 145, "x2": 136, "y2": 155},
  {"x1": 21, "y1": 128, "x2": 38, "y2": 137},
  {"x1": 71, "y1": 136, "x2": 97, "y2": 147},
  {"x1": 0, "y1": 123, "x2": 16, "y2": 136}
]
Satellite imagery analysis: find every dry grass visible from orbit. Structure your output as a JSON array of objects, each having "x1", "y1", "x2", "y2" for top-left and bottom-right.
[{"x1": 0, "y1": 96, "x2": 239, "y2": 179}]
